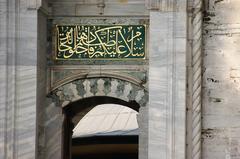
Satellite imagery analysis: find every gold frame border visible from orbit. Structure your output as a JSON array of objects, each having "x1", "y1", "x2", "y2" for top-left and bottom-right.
[{"x1": 53, "y1": 24, "x2": 148, "y2": 61}]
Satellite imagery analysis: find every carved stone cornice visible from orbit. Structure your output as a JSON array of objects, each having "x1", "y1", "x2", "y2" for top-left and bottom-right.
[
  {"x1": 146, "y1": 0, "x2": 186, "y2": 12},
  {"x1": 47, "y1": 65, "x2": 147, "y2": 93},
  {"x1": 27, "y1": 0, "x2": 42, "y2": 10}
]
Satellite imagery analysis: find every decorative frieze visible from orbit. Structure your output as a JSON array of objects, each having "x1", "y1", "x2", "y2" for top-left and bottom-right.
[{"x1": 50, "y1": 77, "x2": 148, "y2": 108}]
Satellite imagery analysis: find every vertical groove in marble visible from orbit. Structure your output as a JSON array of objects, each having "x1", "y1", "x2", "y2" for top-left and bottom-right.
[
  {"x1": 6, "y1": 0, "x2": 18, "y2": 158},
  {"x1": 37, "y1": 9, "x2": 48, "y2": 159},
  {"x1": 0, "y1": 0, "x2": 7, "y2": 158}
]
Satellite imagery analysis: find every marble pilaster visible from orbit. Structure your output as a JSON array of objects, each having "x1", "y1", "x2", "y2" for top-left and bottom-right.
[
  {"x1": 148, "y1": 1, "x2": 187, "y2": 158},
  {"x1": 0, "y1": 0, "x2": 41, "y2": 159}
]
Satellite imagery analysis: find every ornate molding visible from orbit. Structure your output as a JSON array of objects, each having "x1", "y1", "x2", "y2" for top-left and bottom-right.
[
  {"x1": 48, "y1": 65, "x2": 147, "y2": 93},
  {"x1": 49, "y1": 71, "x2": 146, "y2": 92},
  {"x1": 50, "y1": 77, "x2": 148, "y2": 108},
  {"x1": 191, "y1": 0, "x2": 203, "y2": 159}
]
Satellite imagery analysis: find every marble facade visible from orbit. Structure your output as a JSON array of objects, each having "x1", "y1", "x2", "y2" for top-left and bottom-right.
[
  {"x1": 0, "y1": 0, "x2": 187, "y2": 159},
  {"x1": 3, "y1": 0, "x2": 239, "y2": 159},
  {"x1": 0, "y1": 0, "x2": 188, "y2": 159}
]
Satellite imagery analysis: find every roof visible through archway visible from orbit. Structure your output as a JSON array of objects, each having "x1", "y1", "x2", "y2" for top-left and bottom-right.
[{"x1": 72, "y1": 104, "x2": 139, "y2": 138}]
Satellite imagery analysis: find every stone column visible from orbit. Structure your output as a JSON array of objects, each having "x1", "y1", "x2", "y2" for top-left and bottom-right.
[
  {"x1": 148, "y1": 0, "x2": 187, "y2": 159},
  {"x1": 0, "y1": 0, "x2": 42, "y2": 159}
]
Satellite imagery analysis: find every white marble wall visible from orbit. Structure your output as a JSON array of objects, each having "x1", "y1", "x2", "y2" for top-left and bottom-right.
[
  {"x1": 0, "y1": 1, "x2": 189, "y2": 159},
  {"x1": 0, "y1": 0, "x2": 40, "y2": 159},
  {"x1": 43, "y1": 99, "x2": 64, "y2": 159},
  {"x1": 203, "y1": 0, "x2": 240, "y2": 158},
  {"x1": 148, "y1": 2, "x2": 187, "y2": 159},
  {"x1": 50, "y1": 0, "x2": 149, "y2": 16}
]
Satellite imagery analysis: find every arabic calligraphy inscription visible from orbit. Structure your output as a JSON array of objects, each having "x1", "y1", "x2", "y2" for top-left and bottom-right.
[{"x1": 56, "y1": 25, "x2": 145, "y2": 59}]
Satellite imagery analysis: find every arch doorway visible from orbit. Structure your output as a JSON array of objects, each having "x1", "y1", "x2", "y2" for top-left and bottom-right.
[
  {"x1": 47, "y1": 77, "x2": 148, "y2": 159},
  {"x1": 62, "y1": 96, "x2": 140, "y2": 159}
]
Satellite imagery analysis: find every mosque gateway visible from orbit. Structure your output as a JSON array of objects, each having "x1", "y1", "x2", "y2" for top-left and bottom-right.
[{"x1": 1, "y1": 0, "x2": 240, "y2": 159}]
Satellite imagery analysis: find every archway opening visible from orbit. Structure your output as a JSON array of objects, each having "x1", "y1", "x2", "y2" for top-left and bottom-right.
[{"x1": 62, "y1": 96, "x2": 140, "y2": 159}]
